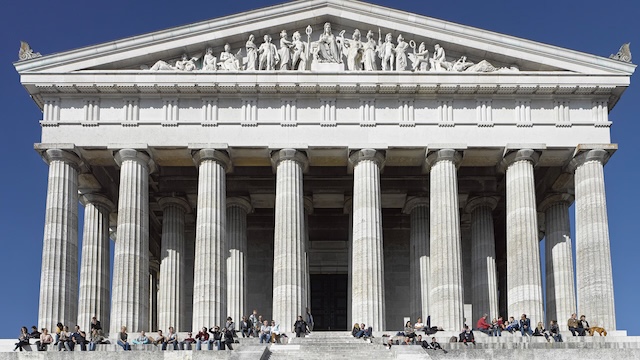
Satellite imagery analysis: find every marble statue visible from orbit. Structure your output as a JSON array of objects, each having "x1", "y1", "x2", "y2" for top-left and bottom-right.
[
  {"x1": 278, "y1": 30, "x2": 293, "y2": 70},
  {"x1": 362, "y1": 30, "x2": 378, "y2": 71},
  {"x1": 379, "y1": 32, "x2": 395, "y2": 71},
  {"x1": 408, "y1": 41, "x2": 429, "y2": 72},
  {"x1": 258, "y1": 34, "x2": 279, "y2": 70},
  {"x1": 291, "y1": 31, "x2": 307, "y2": 70},
  {"x1": 610, "y1": 43, "x2": 632, "y2": 63},
  {"x1": 316, "y1": 22, "x2": 341, "y2": 63},
  {"x1": 150, "y1": 53, "x2": 197, "y2": 71},
  {"x1": 429, "y1": 44, "x2": 446, "y2": 71},
  {"x1": 219, "y1": 43, "x2": 241, "y2": 71},
  {"x1": 18, "y1": 41, "x2": 41, "y2": 61},
  {"x1": 449, "y1": 56, "x2": 474, "y2": 72},
  {"x1": 340, "y1": 29, "x2": 364, "y2": 71},
  {"x1": 245, "y1": 34, "x2": 258, "y2": 70},
  {"x1": 395, "y1": 34, "x2": 409, "y2": 71},
  {"x1": 202, "y1": 47, "x2": 217, "y2": 71}
]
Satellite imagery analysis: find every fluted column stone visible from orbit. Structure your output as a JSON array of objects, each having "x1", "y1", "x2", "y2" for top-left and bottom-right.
[
  {"x1": 466, "y1": 196, "x2": 499, "y2": 322},
  {"x1": 540, "y1": 194, "x2": 576, "y2": 330},
  {"x1": 503, "y1": 149, "x2": 544, "y2": 326},
  {"x1": 110, "y1": 149, "x2": 154, "y2": 334},
  {"x1": 426, "y1": 149, "x2": 464, "y2": 331},
  {"x1": 226, "y1": 197, "x2": 253, "y2": 329},
  {"x1": 157, "y1": 197, "x2": 190, "y2": 331},
  {"x1": 350, "y1": 149, "x2": 386, "y2": 331},
  {"x1": 38, "y1": 149, "x2": 82, "y2": 331},
  {"x1": 78, "y1": 193, "x2": 114, "y2": 332},
  {"x1": 568, "y1": 149, "x2": 616, "y2": 330},
  {"x1": 403, "y1": 197, "x2": 430, "y2": 323},
  {"x1": 192, "y1": 149, "x2": 229, "y2": 329},
  {"x1": 271, "y1": 149, "x2": 308, "y2": 333}
]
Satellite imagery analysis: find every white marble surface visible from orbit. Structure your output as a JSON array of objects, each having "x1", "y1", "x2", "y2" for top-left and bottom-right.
[
  {"x1": 572, "y1": 150, "x2": 617, "y2": 330},
  {"x1": 467, "y1": 196, "x2": 499, "y2": 323},
  {"x1": 157, "y1": 197, "x2": 190, "y2": 332},
  {"x1": 350, "y1": 149, "x2": 386, "y2": 331},
  {"x1": 111, "y1": 149, "x2": 153, "y2": 334},
  {"x1": 404, "y1": 197, "x2": 430, "y2": 323},
  {"x1": 504, "y1": 149, "x2": 544, "y2": 327},
  {"x1": 38, "y1": 149, "x2": 81, "y2": 331},
  {"x1": 427, "y1": 149, "x2": 464, "y2": 332},
  {"x1": 541, "y1": 195, "x2": 576, "y2": 330},
  {"x1": 271, "y1": 149, "x2": 307, "y2": 333},
  {"x1": 191, "y1": 149, "x2": 229, "y2": 329},
  {"x1": 226, "y1": 197, "x2": 252, "y2": 330},
  {"x1": 78, "y1": 193, "x2": 114, "y2": 332}
]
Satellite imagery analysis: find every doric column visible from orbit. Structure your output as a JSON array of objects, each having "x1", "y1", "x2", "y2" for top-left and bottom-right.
[
  {"x1": 192, "y1": 149, "x2": 229, "y2": 329},
  {"x1": 568, "y1": 149, "x2": 616, "y2": 330},
  {"x1": 226, "y1": 197, "x2": 253, "y2": 329},
  {"x1": 110, "y1": 149, "x2": 154, "y2": 334},
  {"x1": 540, "y1": 193, "x2": 576, "y2": 330},
  {"x1": 38, "y1": 149, "x2": 82, "y2": 331},
  {"x1": 157, "y1": 197, "x2": 190, "y2": 332},
  {"x1": 344, "y1": 197, "x2": 353, "y2": 326},
  {"x1": 78, "y1": 193, "x2": 114, "y2": 332},
  {"x1": 426, "y1": 149, "x2": 464, "y2": 331},
  {"x1": 466, "y1": 196, "x2": 499, "y2": 323},
  {"x1": 403, "y1": 197, "x2": 430, "y2": 322},
  {"x1": 349, "y1": 149, "x2": 385, "y2": 331},
  {"x1": 502, "y1": 149, "x2": 544, "y2": 326},
  {"x1": 271, "y1": 149, "x2": 308, "y2": 333}
]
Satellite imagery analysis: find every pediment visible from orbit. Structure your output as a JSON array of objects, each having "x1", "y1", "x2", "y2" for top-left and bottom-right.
[{"x1": 15, "y1": 0, "x2": 635, "y2": 76}]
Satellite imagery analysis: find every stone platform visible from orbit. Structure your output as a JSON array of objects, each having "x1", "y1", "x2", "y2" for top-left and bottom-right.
[{"x1": 1, "y1": 331, "x2": 639, "y2": 359}]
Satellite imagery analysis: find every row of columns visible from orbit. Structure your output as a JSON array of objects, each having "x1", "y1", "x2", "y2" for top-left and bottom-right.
[{"x1": 37, "y1": 146, "x2": 617, "y2": 334}]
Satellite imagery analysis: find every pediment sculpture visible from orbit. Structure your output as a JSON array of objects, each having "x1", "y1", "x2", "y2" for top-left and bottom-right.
[{"x1": 144, "y1": 22, "x2": 519, "y2": 73}]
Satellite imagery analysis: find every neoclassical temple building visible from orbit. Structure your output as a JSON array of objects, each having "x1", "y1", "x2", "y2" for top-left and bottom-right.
[{"x1": 15, "y1": 0, "x2": 634, "y2": 335}]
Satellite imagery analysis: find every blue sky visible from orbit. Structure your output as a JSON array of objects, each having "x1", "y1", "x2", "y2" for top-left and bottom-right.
[{"x1": 1, "y1": 0, "x2": 638, "y2": 338}]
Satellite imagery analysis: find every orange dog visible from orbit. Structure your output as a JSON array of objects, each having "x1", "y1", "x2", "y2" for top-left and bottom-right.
[{"x1": 588, "y1": 327, "x2": 607, "y2": 336}]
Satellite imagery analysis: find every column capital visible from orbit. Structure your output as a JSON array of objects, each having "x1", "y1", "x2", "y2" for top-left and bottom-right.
[
  {"x1": 270, "y1": 148, "x2": 309, "y2": 172},
  {"x1": 158, "y1": 197, "x2": 191, "y2": 213},
  {"x1": 538, "y1": 193, "x2": 574, "y2": 213},
  {"x1": 465, "y1": 196, "x2": 498, "y2": 214},
  {"x1": 304, "y1": 196, "x2": 314, "y2": 215},
  {"x1": 114, "y1": 149, "x2": 156, "y2": 174},
  {"x1": 227, "y1": 196, "x2": 253, "y2": 214},
  {"x1": 565, "y1": 149, "x2": 611, "y2": 173},
  {"x1": 343, "y1": 196, "x2": 352, "y2": 214},
  {"x1": 425, "y1": 149, "x2": 462, "y2": 172},
  {"x1": 41, "y1": 148, "x2": 85, "y2": 171},
  {"x1": 402, "y1": 196, "x2": 429, "y2": 214},
  {"x1": 500, "y1": 149, "x2": 539, "y2": 171},
  {"x1": 79, "y1": 193, "x2": 115, "y2": 213},
  {"x1": 192, "y1": 149, "x2": 231, "y2": 172},
  {"x1": 348, "y1": 149, "x2": 385, "y2": 168}
]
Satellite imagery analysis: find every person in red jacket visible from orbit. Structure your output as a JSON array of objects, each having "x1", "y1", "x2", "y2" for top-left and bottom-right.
[{"x1": 475, "y1": 314, "x2": 492, "y2": 335}]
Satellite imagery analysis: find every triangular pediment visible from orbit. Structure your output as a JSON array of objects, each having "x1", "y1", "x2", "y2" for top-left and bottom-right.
[{"x1": 15, "y1": 0, "x2": 635, "y2": 75}]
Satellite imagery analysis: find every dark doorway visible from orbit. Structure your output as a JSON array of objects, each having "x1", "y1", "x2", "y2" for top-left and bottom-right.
[{"x1": 310, "y1": 274, "x2": 348, "y2": 330}]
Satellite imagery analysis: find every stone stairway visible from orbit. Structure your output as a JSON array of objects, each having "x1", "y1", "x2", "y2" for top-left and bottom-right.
[{"x1": 266, "y1": 331, "x2": 396, "y2": 360}]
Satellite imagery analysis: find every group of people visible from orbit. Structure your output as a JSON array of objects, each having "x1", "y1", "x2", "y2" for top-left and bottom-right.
[
  {"x1": 475, "y1": 313, "x2": 567, "y2": 342},
  {"x1": 14, "y1": 317, "x2": 107, "y2": 352},
  {"x1": 567, "y1": 313, "x2": 591, "y2": 336},
  {"x1": 115, "y1": 308, "x2": 313, "y2": 351}
]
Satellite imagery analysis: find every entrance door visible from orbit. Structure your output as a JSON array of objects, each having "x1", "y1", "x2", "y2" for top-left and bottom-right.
[{"x1": 310, "y1": 274, "x2": 348, "y2": 330}]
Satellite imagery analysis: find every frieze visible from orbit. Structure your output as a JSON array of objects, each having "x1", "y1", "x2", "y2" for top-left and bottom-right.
[{"x1": 142, "y1": 22, "x2": 519, "y2": 74}]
